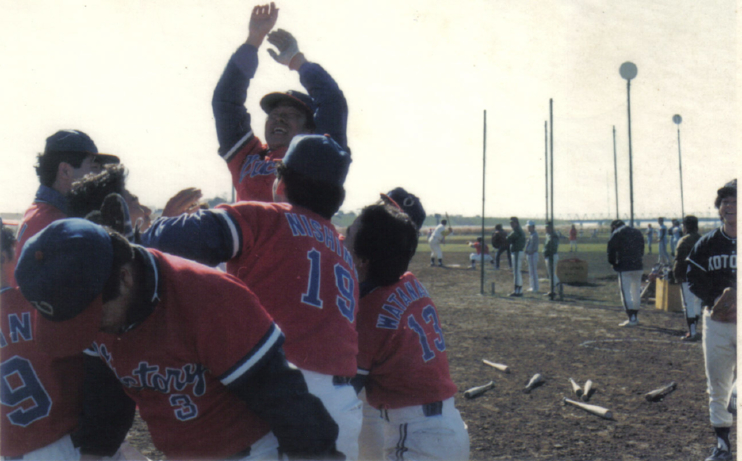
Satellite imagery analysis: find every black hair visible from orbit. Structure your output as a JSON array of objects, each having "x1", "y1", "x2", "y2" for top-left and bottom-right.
[
  {"x1": 715, "y1": 180, "x2": 737, "y2": 209},
  {"x1": 354, "y1": 203, "x2": 418, "y2": 286},
  {"x1": 683, "y1": 215, "x2": 699, "y2": 233},
  {"x1": 441, "y1": 219, "x2": 447, "y2": 225},
  {"x1": 495, "y1": 224, "x2": 503, "y2": 230},
  {"x1": 68, "y1": 165, "x2": 127, "y2": 218},
  {"x1": 101, "y1": 231, "x2": 135, "y2": 303},
  {"x1": 276, "y1": 162, "x2": 345, "y2": 220},
  {"x1": 610, "y1": 219, "x2": 626, "y2": 231},
  {"x1": 1, "y1": 224, "x2": 16, "y2": 264},
  {"x1": 476, "y1": 237, "x2": 482, "y2": 242},
  {"x1": 35, "y1": 151, "x2": 91, "y2": 187}
]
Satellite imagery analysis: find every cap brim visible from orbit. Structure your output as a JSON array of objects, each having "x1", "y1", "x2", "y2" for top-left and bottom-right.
[
  {"x1": 34, "y1": 295, "x2": 102, "y2": 357},
  {"x1": 260, "y1": 92, "x2": 312, "y2": 116},
  {"x1": 96, "y1": 154, "x2": 120, "y2": 165}
]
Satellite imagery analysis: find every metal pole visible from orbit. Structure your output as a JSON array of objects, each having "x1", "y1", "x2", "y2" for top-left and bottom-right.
[
  {"x1": 549, "y1": 99, "x2": 555, "y2": 298},
  {"x1": 481, "y1": 110, "x2": 486, "y2": 295},
  {"x1": 627, "y1": 80, "x2": 635, "y2": 228},
  {"x1": 613, "y1": 126, "x2": 619, "y2": 219},
  {"x1": 677, "y1": 126, "x2": 685, "y2": 220},
  {"x1": 545, "y1": 121, "x2": 549, "y2": 226}
]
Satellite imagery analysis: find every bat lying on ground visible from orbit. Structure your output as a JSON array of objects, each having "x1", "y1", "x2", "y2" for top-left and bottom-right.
[
  {"x1": 524, "y1": 373, "x2": 545, "y2": 393},
  {"x1": 569, "y1": 378, "x2": 583, "y2": 398},
  {"x1": 483, "y1": 359, "x2": 510, "y2": 373},
  {"x1": 563, "y1": 397, "x2": 613, "y2": 420},
  {"x1": 645, "y1": 382, "x2": 677, "y2": 402},
  {"x1": 464, "y1": 381, "x2": 495, "y2": 399},
  {"x1": 581, "y1": 379, "x2": 595, "y2": 402}
]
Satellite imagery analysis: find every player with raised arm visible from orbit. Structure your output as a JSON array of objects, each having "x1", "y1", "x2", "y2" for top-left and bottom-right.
[
  {"x1": 687, "y1": 180, "x2": 737, "y2": 461},
  {"x1": 140, "y1": 134, "x2": 362, "y2": 459},
  {"x1": 15, "y1": 217, "x2": 342, "y2": 460},
  {"x1": 347, "y1": 193, "x2": 469, "y2": 461},
  {"x1": 213, "y1": 3, "x2": 348, "y2": 202}
]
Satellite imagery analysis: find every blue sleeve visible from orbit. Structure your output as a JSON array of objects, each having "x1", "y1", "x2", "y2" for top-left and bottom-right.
[
  {"x1": 140, "y1": 210, "x2": 242, "y2": 266},
  {"x1": 299, "y1": 62, "x2": 349, "y2": 150},
  {"x1": 213, "y1": 44, "x2": 259, "y2": 160}
]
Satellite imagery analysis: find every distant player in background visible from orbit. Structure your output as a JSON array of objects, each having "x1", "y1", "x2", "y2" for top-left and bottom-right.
[
  {"x1": 212, "y1": 2, "x2": 348, "y2": 202},
  {"x1": 608, "y1": 220, "x2": 645, "y2": 327},
  {"x1": 15, "y1": 218, "x2": 342, "y2": 460},
  {"x1": 524, "y1": 220, "x2": 539, "y2": 292},
  {"x1": 347, "y1": 197, "x2": 470, "y2": 461},
  {"x1": 670, "y1": 218, "x2": 681, "y2": 257},
  {"x1": 428, "y1": 219, "x2": 453, "y2": 267},
  {"x1": 543, "y1": 222, "x2": 560, "y2": 297},
  {"x1": 687, "y1": 180, "x2": 737, "y2": 461},
  {"x1": 506, "y1": 217, "x2": 526, "y2": 296},
  {"x1": 14, "y1": 130, "x2": 119, "y2": 266},
  {"x1": 657, "y1": 217, "x2": 670, "y2": 264},
  {"x1": 646, "y1": 224, "x2": 655, "y2": 254},
  {"x1": 673, "y1": 215, "x2": 702, "y2": 341},
  {"x1": 468, "y1": 237, "x2": 493, "y2": 270},
  {"x1": 569, "y1": 224, "x2": 577, "y2": 252},
  {"x1": 491, "y1": 224, "x2": 511, "y2": 270}
]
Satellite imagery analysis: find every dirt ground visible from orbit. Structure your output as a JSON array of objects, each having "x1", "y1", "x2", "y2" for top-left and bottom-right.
[{"x1": 127, "y1": 247, "x2": 732, "y2": 461}]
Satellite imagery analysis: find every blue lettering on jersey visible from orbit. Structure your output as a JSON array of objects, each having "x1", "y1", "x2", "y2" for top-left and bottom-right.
[
  {"x1": 404, "y1": 282, "x2": 420, "y2": 301},
  {"x1": 395, "y1": 287, "x2": 412, "y2": 307},
  {"x1": 310, "y1": 219, "x2": 325, "y2": 243},
  {"x1": 284, "y1": 212, "x2": 354, "y2": 271},
  {"x1": 238, "y1": 154, "x2": 277, "y2": 183},
  {"x1": 376, "y1": 315, "x2": 399, "y2": 330},
  {"x1": 0, "y1": 331, "x2": 6, "y2": 348},
  {"x1": 386, "y1": 293, "x2": 405, "y2": 311},
  {"x1": 381, "y1": 303, "x2": 403, "y2": 320},
  {"x1": 414, "y1": 279, "x2": 430, "y2": 298},
  {"x1": 7, "y1": 313, "x2": 32, "y2": 344},
  {"x1": 285, "y1": 213, "x2": 308, "y2": 236},
  {"x1": 324, "y1": 226, "x2": 336, "y2": 251}
]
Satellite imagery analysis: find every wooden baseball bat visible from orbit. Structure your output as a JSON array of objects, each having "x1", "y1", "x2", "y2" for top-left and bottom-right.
[
  {"x1": 464, "y1": 381, "x2": 495, "y2": 399},
  {"x1": 581, "y1": 379, "x2": 594, "y2": 402},
  {"x1": 523, "y1": 373, "x2": 545, "y2": 393},
  {"x1": 563, "y1": 397, "x2": 613, "y2": 420},
  {"x1": 569, "y1": 378, "x2": 583, "y2": 398},
  {"x1": 644, "y1": 382, "x2": 677, "y2": 402},
  {"x1": 483, "y1": 359, "x2": 510, "y2": 373}
]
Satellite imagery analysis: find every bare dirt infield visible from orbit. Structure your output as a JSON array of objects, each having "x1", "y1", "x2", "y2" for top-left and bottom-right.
[{"x1": 127, "y1": 247, "x2": 729, "y2": 461}]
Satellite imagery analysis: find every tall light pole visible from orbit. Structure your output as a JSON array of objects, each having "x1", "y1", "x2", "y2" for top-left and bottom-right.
[
  {"x1": 673, "y1": 114, "x2": 685, "y2": 220},
  {"x1": 612, "y1": 125, "x2": 619, "y2": 220},
  {"x1": 619, "y1": 62, "x2": 637, "y2": 227}
]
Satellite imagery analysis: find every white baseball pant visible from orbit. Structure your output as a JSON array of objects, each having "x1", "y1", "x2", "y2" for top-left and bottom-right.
[
  {"x1": 6, "y1": 434, "x2": 79, "y2": 461},
  {"x1": 680, "y1": 282, "x2": 702, "y2": 319},
  {"x1": 545, "y1": 254, "x2": 560, "y2": 291},
  {"x1": 357, "y1": 390, "x2": 384, "y2": 461},
  {"x1": 512, "y1": 251, "x2": 524, "y2": 290},
  {"x1": 298, "y1": 369, "x2": 363, "y2": 460},
  {"x1": 526, "y1": 253, "x2": 539, "y2": 291},
  {"x1": 617, "y1": 270, "x2": 643, "y2": 312},
  {"x1": 702, "y1": 310, "x2": 737, "y2": 427},
  {"x1": 658, "y1": 240, "x2": 670, "y2": 265},
  {"x1": 429, "y1": 241, "x2": 443, "y2": 260},
  {"x1": 469, "y1": 253, "x2": 493, "y2": 264}
]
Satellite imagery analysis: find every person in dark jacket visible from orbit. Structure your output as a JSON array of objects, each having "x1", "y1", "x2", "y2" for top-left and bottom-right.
[
  {"x1": 607, "y1": 220, "x2": 645, "y2": 327},
  {"x1": 673, "y1": 215, "x2": 702, "y2": 341},
  {"x1": 491, "y1": 224, "x2": 511, "y2": 270}
]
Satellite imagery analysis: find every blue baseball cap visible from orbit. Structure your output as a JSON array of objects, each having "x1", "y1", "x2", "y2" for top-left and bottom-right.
[
  {"x1": 44, "y1": 129, "x2": 120, "y2": 165},
  {"x1": 385, "y1": 187, "x2": 426, "y2": 230},
  {"x1": 260, "y1": 90, "x2": 315, "y2": 123},
  {"x1": 282, "y1": 134, "x2": 350, "y2": 186},
  {"x1": 15, "y1": 219, "x2": 113, "y2": 357}
]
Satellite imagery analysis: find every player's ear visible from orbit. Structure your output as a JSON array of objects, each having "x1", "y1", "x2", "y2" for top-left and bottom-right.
[
  {"x1": 119, "y1": 263, "x2": 135, "y2": 296},
  {"x1": 273, "y1": 177, "x2": 288, "y2": 203}
]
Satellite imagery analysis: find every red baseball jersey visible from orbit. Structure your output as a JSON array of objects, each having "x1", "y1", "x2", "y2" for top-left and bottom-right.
[
  {"x1": 1, "y1": 288, "x2": 84, "y2": 458},
  {"x1": 472, "y1": 242, "x2": 489, "y2": 255},
  {"x1": 226, "y1": 135, "x2": 288, "y2": 203},
  {"x1": 14, "y1": 203, "x2": 66, "y2": 275},
  {"x1": 86, "y1": 250, "x2": 281, "y2": 459},
  {"x1": 356, "y1": 272, "x2": 458, "y2": 409},
  {"x1": 219, "y1": 201, "x2": 359, "y2": 377}
]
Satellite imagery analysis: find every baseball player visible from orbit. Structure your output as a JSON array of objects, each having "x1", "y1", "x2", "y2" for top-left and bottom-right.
[
  {"x1": 140, "y1": 135, "x2": 363, "y2": 459},
  {"x1": 569, "y1": 224, "x2": 577, "y2": 252},
  {"x1": 506, "y1": 217, "x2": 526, "y2": 296},
  {"x1": 14, "y1": 130, "x2": 119, "y2": 269},
  {"x1": 428, "y1": 219, "x2": 453, "y2": 267},
  {"x1": 213, "y1": 3, "x2": 348, "y2": 202},
  {"x1": 607, "y1": 220, "x2": 645, "y2": 326},
  {"x1": 543, "y1": 221, "x2": 560, "y2": 296},
  {"x1": 524, "y1": 220, "x2": 539, "y2": 292},
  {"x1": 468, "y1": 237, "x2": 493, "y2": 269},
  {"x1": 657, "y1": 217, "x2": 670, "y2": 265},
  {"x1": 15, "y1": 218, "x2": 342, "y2": 460},
  {"x1": 491, "y1": 224, "x2": 511, "y2": 270},
  {"x1": 670, "y1": 218, "x2": 681, "y2": 257},
  {"x1": 673, "y1": 215, "x2": 702, "y2": 341},
  {"x1": 0, "y1": 224, "x2": 88, "y2": 461},
  {"x1": 646, "y1": 224, "x2": 655, "y2": 254},
  {"x1": 687, "y1": 180, "x2": 737, "y2": 461},
  {"x1": 347, "y1": 197, "x2": 470, "y2": 461}
]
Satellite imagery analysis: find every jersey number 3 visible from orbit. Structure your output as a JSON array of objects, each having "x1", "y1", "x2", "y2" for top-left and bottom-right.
[
  {"x1": 407, "y1": 305, "x2": 446, "y2": 362},
  {"x1": 1, "y1": 356, "x2": 52, "y2": 427},
  {"x1": 301, "y1": 248, "x2": 356, "y2": 322}
]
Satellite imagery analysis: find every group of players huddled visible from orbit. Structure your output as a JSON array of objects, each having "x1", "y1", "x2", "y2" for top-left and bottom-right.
[{"x1": 1, "y1": 4, "x2": 469, "y2": 461}]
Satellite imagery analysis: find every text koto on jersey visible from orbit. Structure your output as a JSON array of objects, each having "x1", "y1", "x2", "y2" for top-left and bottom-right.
[
  {"x1": 686, "y1": 227, "x2": 737, "y2": 307},
  {"x1": 356, "y1": 273, "x2": 458, "y2": 410},
  {"x1": 1, "y1": 287, "x2": 84, "y2": 458},
  {"x1": 219, "y1": 201, "x2": 359, "y2": 377},
  {"x1": 85, "y1": 250, "x2": 282, "y2": 459}
]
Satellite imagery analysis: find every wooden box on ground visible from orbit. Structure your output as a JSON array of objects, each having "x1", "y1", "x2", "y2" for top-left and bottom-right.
[
  {"x1": 655, "y1": 278, "x2": 684, "y2": 312},
  {"x1": 556, "y1": 259, "x2": 588, "y2": 284}
]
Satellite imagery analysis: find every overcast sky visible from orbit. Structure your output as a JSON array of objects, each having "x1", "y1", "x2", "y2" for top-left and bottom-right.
[{"x1": 0, "y1": 0, "x2": 738, "y2": 219}]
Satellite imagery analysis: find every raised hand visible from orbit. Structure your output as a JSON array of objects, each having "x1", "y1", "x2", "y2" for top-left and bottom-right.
[
  {"x1": 267, "y1": 28, "x2": 300, "y2": 67},
  {"x1": 161, "y1": 188, "x2": 203, "y2": 217},
  {"x1": 246, "y1": 3, "x2": 278, "y2": 48}
]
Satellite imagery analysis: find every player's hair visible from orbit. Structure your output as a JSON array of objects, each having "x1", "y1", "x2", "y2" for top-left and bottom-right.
[
  {"x1": 714, "y1": 179, "x2": 737, "y2": 208},
  {"x1": 441, "y1": 219, "x2": 447, "y2": 225},
  {"x1": 610, "y1": 219, "x2": 625, "y2": 231},
  {"x1": 476, "y1": 237, "x2": 482, "y2": 242},
  {"x1": 275, "y1": 163, "x2": 345, "y2": 219},
  {"x1": 1, "y1": 224, "x2": 16, "y2": 264},
  {"x1": 35, "y1": 151, "x2": 91, "y2": 187},
  {"x1": 683, "y1": 215, "x2": 699, "y2": 233},
  {"x1": 495, "y1": 224, "x2": 503, "y2": 231},
  {"x1": 354, "y1": 203, "x2": 418, "y2": 286},
  {"x1": 101, "y1": 231, "x2": 135, "y2": 303},
  {"x1": 68, "y1": 165, "x2": 128, "y2": 218}
]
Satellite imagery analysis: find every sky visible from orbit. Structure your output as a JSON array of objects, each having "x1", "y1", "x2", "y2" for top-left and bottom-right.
[{"x1": 0, "y1": 0, "x2": 738, "y2": 220}]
